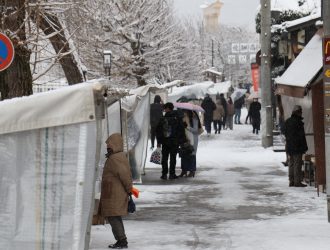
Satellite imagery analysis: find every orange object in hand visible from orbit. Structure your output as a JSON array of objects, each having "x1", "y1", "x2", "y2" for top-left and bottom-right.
[{"x1": 131, "y1": 186, "x2": 140, "y2": 198}]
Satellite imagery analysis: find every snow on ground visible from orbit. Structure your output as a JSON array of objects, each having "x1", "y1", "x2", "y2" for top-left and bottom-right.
[{"x1": 90, "y1": 108, "x2": 330, "y2": 250}]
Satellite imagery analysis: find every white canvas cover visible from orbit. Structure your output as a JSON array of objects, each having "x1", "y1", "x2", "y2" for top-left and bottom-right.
[
  {"x1": 207, "y1": 81, "x2": 232, "y2": 95},
  {"x1": 0, "y1": 80, "x2": 106, "y2": 135},
  {"x1": 275, "y1": 31, "x2": 322, "y2": 88},
  {"x1": 167, "y1": 81, "x2": 214, "y2": 102},
  {"x1": 0, "y1": 82, "x2": 106, "y2": 250}
]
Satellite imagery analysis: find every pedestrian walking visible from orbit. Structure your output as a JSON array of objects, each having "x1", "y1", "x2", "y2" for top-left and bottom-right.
[
  {"x1": 213, "y1": 99, "x2": 224, "y2": 134},
  {"x1": 150, "y1": 95, "x2": 163, "y2": 149},
  {"x1": 226, "y1": 97, "x2": 235, "y2": 130},
  {"x1": 180, "y1": 110, "x2": 203, "y2": 177},
  {"x1": 156, "y1": 102, "x2": 185, "y2": 180},
  {"x1": 218, "y1": 93, "x2": 227, "y2": 129},
  {"x1": 99, "y1": 133, "x2": 133, "y2": 249},
  {"x1": 234, "y1": 95, "x2": 245, "y2": 124},
  {"x1": 201, "y1": 94, "x2": 216, "y2": 136},
  {"x1": 248, "y1": 98, "x2": 261, "y2": 134},
  {"x1": 284, "y1": 105, "x2": 308, "y2": 187}
]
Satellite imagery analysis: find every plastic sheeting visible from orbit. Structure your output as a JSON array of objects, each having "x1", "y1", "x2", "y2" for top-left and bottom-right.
[
  {"x1": 0, "y1": 81, "x2": 105, "y2": 135},
  {"x1": 167, "y1": 82, "x2": 214, "y2": 102},
  {"x1": 0, "y1": 123, "x2": 97, "y2": 250}
]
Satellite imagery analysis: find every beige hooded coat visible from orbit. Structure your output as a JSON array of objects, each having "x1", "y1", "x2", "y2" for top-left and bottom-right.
[
  {"x1": 213, "y1": 100, "x2": 225, "y2": 121},
  {"x1": 99, "y1": 133, "x2": 133, "y2": 217}
]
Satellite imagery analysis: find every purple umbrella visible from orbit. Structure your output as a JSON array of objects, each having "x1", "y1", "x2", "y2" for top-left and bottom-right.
[{"x1": 174, "y1": 102, "x2": 205, "y2": 112}]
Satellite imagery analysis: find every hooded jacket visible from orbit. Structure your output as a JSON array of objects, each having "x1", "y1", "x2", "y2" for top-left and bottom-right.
[
  {"x1": 99, "y1": 133, "x2": 133, "y2": 217},
  {"x1": 284, "y1": 114, "x2": 308, "y2": 155}
]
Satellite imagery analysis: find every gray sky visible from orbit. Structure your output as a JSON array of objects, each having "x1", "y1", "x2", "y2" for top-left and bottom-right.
[{"x1": 173, "y1": 0, "x2": 260, "y2": 31}]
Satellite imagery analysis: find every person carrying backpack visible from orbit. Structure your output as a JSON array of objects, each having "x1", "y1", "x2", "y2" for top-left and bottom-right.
[{"x1": 156, "y1": 102, "x2": 185, "y2": 180}]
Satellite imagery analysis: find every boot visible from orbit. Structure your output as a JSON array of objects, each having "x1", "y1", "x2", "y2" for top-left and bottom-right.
[
  {"x1": 160, "y1": 175, "x2": 167, "y2": 180},
  {"x1": 169, "y1": 174, "x2": 178, "y2": 180},
  {"x1": 295, "y1": 182, "x2": 307, "y2": 187},
  {"x1": 187, "y1": 171, "x2": 195, "y2": 177},
  {"x1": 178, "y1": 171, "x2": 187, "y2": 177},
  {"x1": 109, "y1": 239, "x2": 128, "y2": 249}
]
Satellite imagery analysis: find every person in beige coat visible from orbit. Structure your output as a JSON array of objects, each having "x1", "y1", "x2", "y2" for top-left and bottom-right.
[
  {"x1": 213, "y1": 100, "x2": 225, "y2": 134},
  {"x1": 100, "y1": 133, "x2": 133, "y2": 249}
]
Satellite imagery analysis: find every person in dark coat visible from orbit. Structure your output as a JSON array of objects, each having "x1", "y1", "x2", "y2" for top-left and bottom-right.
[
  {"x1": 150, "y1": 95, "x2": 163, "y2": 149},
  {"x1": 99, "y1": 133, "x2": 133, "y2": 249},
  {"x1": 156, "y1": 102, "x2": 185, "y2": 180},
  {"x1": 248, "y1": 98, "x2": 261, "y2": 134},
  {"x1": 234, "y1": 95, "x2": 245, "y2": 124},
  {"x1": 201, "y1": 94, "x2": 216, "y2": 136},
  {"x1": 284, "y1": 105, "x2": 308, "y2": 187},
  {"x1": 219, "y1": 93, "x2": 228, "y2": 129}
]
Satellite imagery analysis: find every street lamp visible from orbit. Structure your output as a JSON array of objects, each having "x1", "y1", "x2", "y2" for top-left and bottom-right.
[{"x1": 103, "y1": 50, "x2": 112, "y2": 77}]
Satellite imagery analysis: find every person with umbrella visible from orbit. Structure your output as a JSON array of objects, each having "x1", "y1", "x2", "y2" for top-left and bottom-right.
[
  {"x1": 179, "y1": 110, "x2": 203, "y2": 177},
  {"x1": 201, "y1": 94, "x2": 216, "y2": 136}
]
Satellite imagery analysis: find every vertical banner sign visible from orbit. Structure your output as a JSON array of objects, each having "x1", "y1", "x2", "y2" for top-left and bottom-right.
[
  {"x1": 251, "y1": 63, "x2": 259, "y2": 92},
  {"x1": 323, "y1": 37, "x2": 330, "y2": 134},
  {"x1": 0, "y1": 32, "x2": 15, "y2": 71}
]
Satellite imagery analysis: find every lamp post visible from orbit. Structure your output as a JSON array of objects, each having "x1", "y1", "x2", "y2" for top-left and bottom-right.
[{"x1": 103, "y1": 50, "x2": 112, "y2": 78}]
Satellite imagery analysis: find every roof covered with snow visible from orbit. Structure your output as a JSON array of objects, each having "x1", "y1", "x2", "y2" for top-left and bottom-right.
[{"x1": 275, "y1": 30, "x2": 322, "y2": 88}]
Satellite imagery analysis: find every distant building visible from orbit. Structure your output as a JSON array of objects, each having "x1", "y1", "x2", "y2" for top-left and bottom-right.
[{"x1": 200, "y1": 0, "x2": 223, "y2": 32}]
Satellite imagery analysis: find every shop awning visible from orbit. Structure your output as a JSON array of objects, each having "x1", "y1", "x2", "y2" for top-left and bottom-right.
[{"x1": 275, "y1": 30, "x2": 323, "y2": 98}]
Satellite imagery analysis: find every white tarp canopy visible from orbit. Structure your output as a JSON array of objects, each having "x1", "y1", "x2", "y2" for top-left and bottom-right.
[
  {"x1": 0, "y1": 81, "x2": 108, "y2": 250},
  {"x1": 0, "y1": 79, "x2": 107, "y2": 135},
  {"x1": 207, "y1": 81, "x2": 232, "y2": 95},
  {"x1": 129, "y1": 80, "x2": 183, "y2": 96},
  {"x1": 0, "y1": 79, "x2": 158, "y2": 248},
  {"x1": 167, "y1": 81, "x2": 214, "y2": 102},
  {"x1": 275, "y1": 30, "x2": 322, "y2": 88}
]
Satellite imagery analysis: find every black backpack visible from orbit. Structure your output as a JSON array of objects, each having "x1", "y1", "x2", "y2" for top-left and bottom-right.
[{"x1": 163, "y1": 116, "x2": 178, "y2": 138}]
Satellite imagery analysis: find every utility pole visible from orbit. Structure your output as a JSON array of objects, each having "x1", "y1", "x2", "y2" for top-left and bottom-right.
[
  {"x1": 211, "y1": 39, "x2": 214, "y2": 67},
  {"x1": 260, "y1": 0, "x2": 273, "y2": 148},
  {"x1": 322, "y1": 0, "x2": 330, "y2": 222}
]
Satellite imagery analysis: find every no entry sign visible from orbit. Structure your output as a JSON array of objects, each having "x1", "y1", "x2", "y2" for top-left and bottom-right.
[{"x1": 0, "y1": 32, "x2": 15, "y2": 71}]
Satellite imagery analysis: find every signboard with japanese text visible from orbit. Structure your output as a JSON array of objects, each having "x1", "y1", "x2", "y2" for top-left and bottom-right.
[
  {"x1": 251, "y1": 63, "x2": 259, "y2": 92},
  {"x1": 324, "y1": 82, "x2": 330, "y2": 133},
  {"x1": 323, "y1": 37, "x2": 330, "y2": 66}
]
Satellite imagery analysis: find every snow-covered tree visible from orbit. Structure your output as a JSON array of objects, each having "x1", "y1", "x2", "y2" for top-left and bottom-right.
[
  {"x1": 69, "y1": 0, "x2": 190, "y2": 86},
  {"x1": 0, "y1": 0, "x2": 85, "y2": 99}
]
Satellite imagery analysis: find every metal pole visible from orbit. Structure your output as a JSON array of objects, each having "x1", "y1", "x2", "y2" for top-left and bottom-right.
[
  {"x1": 211, "y1": 39, "x2": 214, "y2": 67},
  {"x1": 260, "y1": 0, "x2": 273, "y2": 148},
  {"x1": 322, "y1": 0, "x2": 330, "y2": 222}
]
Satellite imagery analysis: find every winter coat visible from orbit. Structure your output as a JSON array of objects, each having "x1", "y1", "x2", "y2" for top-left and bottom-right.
[
  {"x1": 99, "y1": 133, "x2": 133, "y2": 217},
  {"x1": 201, "y1": 96, "x2": 216, "y2": 122},
  {"x1": 150, "y1": 103, "x2": 163, "y2": 128},
  {"x1": 213, "y1": 100, "x2": 225, "y2": 121},
  {"x1": 284, "y1": 114, "x2": 308, "y2": 155},
  {"x1": 248, "y1": 101, "x2": 261, "y2": 120},
  {"x1": 183, "y1": 112, "x2": 201, "y2": 155},
  {"x1": 219, "y1": 96, "x2": 227, "y2": 114},
  {"x1": 156, "y1": 110, "x2": 185, "y2": 147},
  {"x1": 227, "y1": 102, "x2": 235, "y2": 116},
  {"x1": 234, "y1": 96, "x2": 245, "y2": 109}
]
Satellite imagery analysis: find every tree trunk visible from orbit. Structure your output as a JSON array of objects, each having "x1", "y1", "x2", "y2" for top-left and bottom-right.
[
  {"x1": 0, "y1": 0, "x2": 33, "y2": 100},
  {"x1": 32, "y1": 12, "x2": 84, "y2": 85},
  {"x1": 131, "y1": 42, "x2": 148, "y2": 86}
]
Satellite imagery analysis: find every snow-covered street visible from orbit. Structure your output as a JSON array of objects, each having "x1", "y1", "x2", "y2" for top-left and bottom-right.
[{"x1": 90, "y1": 108, "x2": 330, "y2": 250}]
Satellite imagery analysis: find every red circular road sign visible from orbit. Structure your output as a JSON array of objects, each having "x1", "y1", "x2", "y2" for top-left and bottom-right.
[{"x1": 0, "y1": 32, "x2": 15, "y2": 71}]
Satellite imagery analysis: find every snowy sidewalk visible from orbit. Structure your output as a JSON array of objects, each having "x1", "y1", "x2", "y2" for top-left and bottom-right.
[{"x1": 90, "y1": 116, "x2": 330, "y2": 250}]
